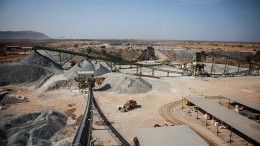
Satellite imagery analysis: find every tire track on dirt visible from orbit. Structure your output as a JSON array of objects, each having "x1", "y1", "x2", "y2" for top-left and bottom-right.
[{"x1": 159, "y1": 100, "x2": 218, "y2": 146}]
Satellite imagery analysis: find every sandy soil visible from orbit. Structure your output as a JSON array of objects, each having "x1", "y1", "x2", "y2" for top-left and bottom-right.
[
  {"x1": 92, "y1": 74, "x2": 260, "y2": 145},
  {"x1": 0, "y1": 86, "x2": 87, "y2": 144},
  {"x1": 0, "y1": 86, "x2": 87, "y2": 122},
  {"x1": 0, "y1": 72, "x2": 259, "y2": 146},
  {"x1": 0, "y1": 39, "x2": 259, "y2": 146}
]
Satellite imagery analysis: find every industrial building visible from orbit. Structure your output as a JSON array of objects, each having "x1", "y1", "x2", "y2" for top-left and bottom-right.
[
  {"x1": 134, "y1": 125, "x2": 209, "y2": 146},
  {"x1": 183, "y1": 96, "x2": 260, "y2": 145}
]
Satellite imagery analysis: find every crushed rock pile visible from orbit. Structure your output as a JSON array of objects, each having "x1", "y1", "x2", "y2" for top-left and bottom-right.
[
  {"x1": 0, "y1": 51, "x2": 63, "y2": 87},
  {"x1": 158, "y1": 49, "x2": 198, "y2": 61},
  {"x1": 0, "y1": 64, "x2": 53, "y2": 86},
  {"x1": 159, "y1": 49, "x2": 255, "y2": 61},
  {"x1": 99, "y1": 74, "x2": 152, "y2": 94},
  {"x1": 37, "y1": 74, "x2": 68, "y2": 92},
  {"x1": 0, "y1": 91, "x2": 10, "y2": 100},
  {"x1": 37, "y1": 50, "x2": 74, "y2": 64},
  {"x1": 64, "y1": 59, "x2": 95, "y2": 80},
  {"x1": 213, "y1": 50, "x2": 254, "y2": 60},
  {"x1": 0, "y1": 96, "x2": 29, "y2": 105},
  {"x1": 94, "y1": 64, "x2": 110, "y2": 76},
  {"x1": 64, "y1": 60, "x2": 110, "y2": 80},
  {"x1": 174, "y1": 49, "x2": 199, "y2": 61},
  {"x1": 21, "y1": 51, "x2": 63, "y2": 74},
  {"x1": 38, "y1": 62, "x2": 110, "y2": 92},
  {"x1": 0, "y1": 110, "x2": 67, "y2": 146}
]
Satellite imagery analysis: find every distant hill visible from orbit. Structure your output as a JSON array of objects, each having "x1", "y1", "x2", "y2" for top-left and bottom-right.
[
  {"x1": 54, "y1": 36, "x2": 67, "y2": 39},
  {"x1": 0, "y1": 31, "x2": 51, "y2": 40}
]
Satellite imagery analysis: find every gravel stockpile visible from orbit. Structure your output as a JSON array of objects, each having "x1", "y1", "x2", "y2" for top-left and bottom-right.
[
  {"x1": 0, "y1": 64, "x2": 53, "y2": 87},
  {"x1": 21, "y1": 51, "x2": 63, "y2": 74},
  {"x1": 0, "y1": 91, "x2": 10, "y2": 101},
  {"x1": 38, "y1": 60, "x2": 96, "y2": 92},
  {"x1": 99, "y1": 74, "x2": 152, "y2": 94},
  {"x1": 159, "y1": 49, "x2": 255, "y2": 61},
  {"x1": 37, "y1": 74, "x2": 68, "y2": 92},
  {"x1": 158, "y1": 49, "x2": 199, "y2": 61},
  {"x1": 174, "y1": 49, "x2": 199, "y2": 60},
  {"x1": 0, "y1": 96, "x2": 29, "y2": 105},
  {"x1": 0, "y1": 51, "x2": 64, "y2": 87},
  {"x1": 64, "y1": 60, "x2": 95, "y2": 80},
  {"x1": 37, "y1": 50, "x2": 74, "y2": 64},
  {"x1": 38, "y1": 62, "x2": 109, "y2": 92},
  {"x1": 94, "y1": 64, "x2": 110, "y2": 76},
  {"x1": 214, "y1": 50, "x2": 255, "y2": 60},
  {"x1": 80, "y1": 60, "x2": 95, "y2": 71},
  {"x1": 0, "y1": 110, "x2": 67, "y2": 146}
]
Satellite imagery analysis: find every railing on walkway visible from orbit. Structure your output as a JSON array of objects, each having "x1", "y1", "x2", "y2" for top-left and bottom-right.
[{"x1": 72, "y1": 88, "x2": 93, "y2": 146}]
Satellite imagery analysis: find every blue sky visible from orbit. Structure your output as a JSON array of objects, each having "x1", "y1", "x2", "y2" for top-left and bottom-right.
[{"x1": 0, "y1": 0, "x2": 260, "y2": 42}]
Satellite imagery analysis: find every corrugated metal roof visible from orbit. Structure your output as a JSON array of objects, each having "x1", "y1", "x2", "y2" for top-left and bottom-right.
[
  {"x1": 185, "y1": 96, "x2": 260, "y2": 144},
  {"x1": 223, "y1": 95, "x2": 260, "y2": 111},
  {"x1": 135, "y1": 125, "x2": 209, "y2": 146}
]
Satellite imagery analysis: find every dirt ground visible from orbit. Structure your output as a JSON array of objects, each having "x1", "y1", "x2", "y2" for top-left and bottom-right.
[
  {"x1": 0, "y1": 86, "x2": 87, "y2": 144},
  {"x1": 92, "y1": 73, "x2": 260, "y2": 145},
  {"x1": 155, "y1": 41, "x2": 260, "y2": 51},
  {"x1": 0, "y1": 39, "x2": 259, "y2": 145},
  {"x1": 0, "y1": 55, "x2": 28, "y2": 61},
  {"x1": 0, "y1": 73, "x2": 259, "y2": 146}
]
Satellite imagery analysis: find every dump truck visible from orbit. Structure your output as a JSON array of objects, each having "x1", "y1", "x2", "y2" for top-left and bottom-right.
[{"x1": 118, "y1": 99, "x2": 137, "y2": 112}]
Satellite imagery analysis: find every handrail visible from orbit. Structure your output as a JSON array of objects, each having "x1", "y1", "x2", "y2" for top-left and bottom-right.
[{"x1": 72, "y1": 87, "x2": 93, "y2": 146}]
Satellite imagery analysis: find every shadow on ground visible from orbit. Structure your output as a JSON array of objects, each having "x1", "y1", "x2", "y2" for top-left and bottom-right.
[
  {"x1": 93, "y1": 97, "x2": 130, "y2": 146},
  {"x1": 94, "y1": 84, "x2": 111, "y2": 91}
]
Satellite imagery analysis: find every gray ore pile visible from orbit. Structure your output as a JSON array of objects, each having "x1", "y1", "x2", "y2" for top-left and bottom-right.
[
  {"x1": 0, "y1": 96, "x2": 29, "y2": 105},
  {"x1": 99, "y1": 74, "x2": 152, "y2": 94},
  {"x1": 0, "y1": 51, "x2": 63, "y2": 87},
  {"x1": 0, "y1": 110, "x2": 67, "y2": 146}
]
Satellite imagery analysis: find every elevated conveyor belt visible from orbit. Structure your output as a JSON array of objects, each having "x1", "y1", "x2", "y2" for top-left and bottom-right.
[
  {"x1": 33, "y1": 45, "x2": 142, "y2": 66},
  {"x1": 33, "y1": 45, "x2": 112, "y2": 62}
]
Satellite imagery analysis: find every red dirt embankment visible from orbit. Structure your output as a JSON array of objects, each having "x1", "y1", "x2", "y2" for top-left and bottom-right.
[{"x1": 0, "y1": 55, "x2": 28, "y2": 61}]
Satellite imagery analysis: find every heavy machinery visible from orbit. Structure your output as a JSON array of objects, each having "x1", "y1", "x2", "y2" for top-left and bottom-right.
[
  {"x1": 75, "y1": 76, "x2": 105, "y2": 91},
  {"x1": 118, "y1": 99, "x2": 137, "y2": 112},
  {"x1": 95, "y1": 77, "x2": 105, "y2": 86}
]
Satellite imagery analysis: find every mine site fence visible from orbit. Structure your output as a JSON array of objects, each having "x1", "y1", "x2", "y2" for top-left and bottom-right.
[{"x1": 72, "y1": 88, "x2": 93, "y2": 146}]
